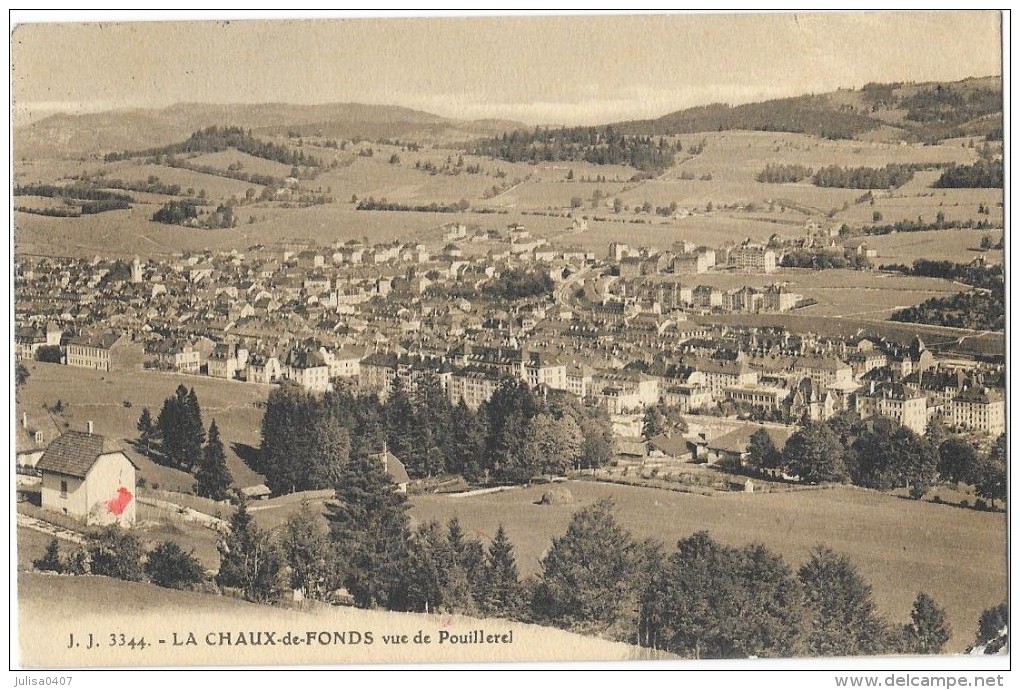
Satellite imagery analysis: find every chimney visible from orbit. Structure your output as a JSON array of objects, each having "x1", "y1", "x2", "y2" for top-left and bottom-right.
[{"x1": 86, "y1": 421, "x2": 94, "y2": 435}]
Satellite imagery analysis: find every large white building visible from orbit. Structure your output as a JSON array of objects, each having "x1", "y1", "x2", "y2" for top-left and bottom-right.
[{"x1": 950, "y1": 387, "x2": 1005, "y2": 435}]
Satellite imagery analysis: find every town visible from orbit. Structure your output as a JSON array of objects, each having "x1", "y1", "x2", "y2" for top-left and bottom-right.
[
  {"x1": 15, "y1": 227, "x2": 1004, "y2": 440},
  {"x1": 11, "y1": 20, "x2": 1007, "y2": 667}
]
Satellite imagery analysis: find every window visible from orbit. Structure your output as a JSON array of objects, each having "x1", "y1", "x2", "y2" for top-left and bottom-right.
[{"x1": 60, "y1": 480, "x2": 68, "y2": 498}]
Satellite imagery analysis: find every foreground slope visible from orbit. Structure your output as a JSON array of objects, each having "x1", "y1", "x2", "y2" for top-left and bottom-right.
[{"x1": 18, "y1": 573, "x2": 653, "y2": 667}]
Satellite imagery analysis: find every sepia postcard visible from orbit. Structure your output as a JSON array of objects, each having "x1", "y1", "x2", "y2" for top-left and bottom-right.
[{"x1": 8, "y1": 10, "x2": 1010, "y2": 678}]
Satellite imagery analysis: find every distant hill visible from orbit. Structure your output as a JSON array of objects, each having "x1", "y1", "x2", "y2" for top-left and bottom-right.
[
  {"x1": 14, "y1": 102, "x2": 526, "y2": 160},
  {"x1": 616, "y1": 76, "x2": 1002, "y2": 143}
]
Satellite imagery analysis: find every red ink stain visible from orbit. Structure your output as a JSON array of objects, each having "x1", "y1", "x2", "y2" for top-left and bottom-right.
[
  {"x1": 106, "y1": 487, "x2": 133, "y2": 516},
  {"x1": 440, "y1": 617, "x2": 452, "y2": 629}
]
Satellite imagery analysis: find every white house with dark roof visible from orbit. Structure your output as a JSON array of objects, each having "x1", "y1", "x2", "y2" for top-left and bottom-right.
[{"x1": 36, "y1": 427, "x2": 137, "y2": 526}]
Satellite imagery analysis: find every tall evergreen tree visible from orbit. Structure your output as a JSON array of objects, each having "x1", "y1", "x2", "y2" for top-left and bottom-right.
[
  {"x1": 181, "y1": 388, "x2": 205, "y2": 472},
  {"x1": 216, "y1": 501, "x2": 284, "y2": 603},
  {"x1": 798, "y1": 546, "x2": 890, "y2": 657},
  {"x1": 326, "y1": 454, "x2": 410, "y2": 609},
  {"x1": 902, "y1": 592, "x2": 952, "y2": 655},
  {"x1": 641, "y1": 533, "x2": 802, "y2": 658},
  {"x1": 195, "y1": 420, "x2": 233, "y2": 500},
  {"x1": 450, "y1": 399, "x2": 487, "y2": 480},
  {"x1": 746, "y1": 428, "x2": 781, "y2": 473},
  {"x1": 533, "y1": 499, "x2": 638, "y2": 632},
  {"x1": 136, "y1": 407, "x2": 154, "y2": 452},
  {"x1": 282, "y1": 502, "x2": 340, "y2": 601},
  {"x1": 307, "y1": 414, "x2": 351, "y2": 490},
  {"x1": 480, "y1": 524, "x2": 525, "y2": 619}
]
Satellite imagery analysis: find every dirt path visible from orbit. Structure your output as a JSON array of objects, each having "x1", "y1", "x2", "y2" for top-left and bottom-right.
[{"x1": 16, "y1": 513, "x2": 86, "y2": 544}]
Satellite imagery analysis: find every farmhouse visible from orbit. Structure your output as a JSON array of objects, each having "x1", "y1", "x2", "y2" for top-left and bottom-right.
[
  {"x1": 706, "y1": 424, "x2": 793, "y2": 470},
  {"x1": 369, "y1": 448, "x2": 411, "y2": 494},
  {"x1": 35, "y1": 427, "x2": 137, "y2": 527}
]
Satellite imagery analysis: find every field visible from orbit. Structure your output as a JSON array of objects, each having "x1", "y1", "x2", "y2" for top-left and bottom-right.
[
  {"x1": 866, "y1": 228, "x2": 1004, "y2": 266},
  {"x1": 14, "y1": 128, "x2": 1003, "y2": 262},
  {"x1": 17, "y1": 573, "x2": 647, "y2": 667},
  {"x1": 17, "y1": 361, "x2": 269, "y2": 491},
  {"x1": 410, "y1": 480, "x2": 1006, "y2": 653}
]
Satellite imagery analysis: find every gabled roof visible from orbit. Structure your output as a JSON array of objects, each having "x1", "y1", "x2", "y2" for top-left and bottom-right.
[
  {"x1": 35, "y1": 431, "x2": 111, "y2": 479},
  {"x1": 707, "y1": 425, "x2": 793, "y2": 455},
  {"x1": 369, "y1": 450, "x2": 411, "y2": 485}
]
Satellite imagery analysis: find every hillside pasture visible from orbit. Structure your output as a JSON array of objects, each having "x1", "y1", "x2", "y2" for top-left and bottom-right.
[
  {"x1": 411, "y1": 480, "x2": 1006, "y2": 653},
  {"x1": 866, "y1": 229, "x2": 1004, "y2": 266},
  {"x1": 186, "y1": 149, "x2": 295, "y2": 179}
]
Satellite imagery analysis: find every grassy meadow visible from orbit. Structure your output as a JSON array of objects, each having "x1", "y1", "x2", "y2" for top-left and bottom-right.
[{"x1": 411, "y1": 480, "x2": 1006, "y2": 653}]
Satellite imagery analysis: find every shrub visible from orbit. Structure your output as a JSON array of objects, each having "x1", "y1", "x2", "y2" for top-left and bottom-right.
[
  {"x1": 87, "y1": 526, "x2": 145, "y2": 581},
  {"x1": 974, "y1": 499, "x2": 989, "y2": 512},
  {"x1": 32, "y1": 539, "x2": 63, "y2": 572},
  {"x1": 145, "y1": 541, "x2": 207, "y2": 590}
]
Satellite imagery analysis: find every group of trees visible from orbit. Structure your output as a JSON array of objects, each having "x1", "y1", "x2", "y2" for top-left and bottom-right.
[
  {"x1": 474, "y1": 127, "x2": 680, "y2": 173},
  {"x1": 33, "y1": 529, "x2": 206, "y2": 591},
  {"x1": 256, "y1": 377, "x2": 615, "y2": 495},
  {"x1": 780, "y1": 248, "x2": 872, "y2": 270},
  {"x1": 151, "y1": 200, "x2": 200, "y2": 225},
  {"x1": 152, "y1": 200, "x2": 237, "y2": 229},
  {"x1": 892, "y1": 290, "x2": 1004, "y2": 331},
  {"x1": 355, "y1": 197, "x2": 470, "y2": 213},
  {"x1": 933, "y1": 159, "x2": 1004, "y2": 188},
  {"x1": 746, "y1": 413, "x2": 1006, "y2": 505},
  {"x1": 536, "y1": 501, "x2": 955, "y2": 658},
  {"x1": 481, "y1": 268, "x2": 554, "y2": 300},
  {"x1": 756, "y1": 163, "x2": 813, "y2": 183},
  {"x1": 811, "y1": 164, "x2": 918, "y2": 189},
  {"x1": 104, "y1": 125, "x2": 321, "y2": 167},
  {"x1": 137, "y1": 385, "x2": 233, "y2": 499}
]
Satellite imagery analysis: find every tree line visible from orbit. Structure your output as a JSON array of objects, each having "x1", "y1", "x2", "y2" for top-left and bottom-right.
[
  {"x1": 756, "y1": 164, "x2": 813, "y2": 183},
  {"x1": 104, "y1": 125, "x2": 321, "y2": 168},
  {"x1": 811, "y1": 164, "x2": 920, "y2": 189},
  {"x1": 892, "y1": 290, "x2": 1005, "y2": 332},
  {"x1": 474, "y1": 127, "x2": 681, "y2": 173},
  {"x1": 255, "y1": 377, "x2": 614, "y2": 496},
  {"x1": 746, "y1": 413, "x2": 1006, "y2": 505},
  {"x1": 356, "y1": 197, "x2": 471, "y2": 213},
  {"x1": 933, "y1": 159, "x2": 1004, "y2": 189}
]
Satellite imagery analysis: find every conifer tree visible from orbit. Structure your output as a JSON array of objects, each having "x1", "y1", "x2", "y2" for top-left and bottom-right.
[
  {"x1": 902, "y1": 592, "x2": 952, "y2": 655},
  {"x1": 195, "y1": 420, "x2": 232, "y2": 500},
  {"x1": 326, "y1": 454, "x2": 410, "y2": 609},
  {"x1": 216, "y1": 501, "x2": 284, "y2": 603},
  {"x1": 480, "y1": 525, "x2": 525, "y2": 619},
  {"x1": 136, "y1": 407, "x2": 154, "y2": 452},
  {"x1": 798, "y1": 546, "x2": 891, "y2": 657}
]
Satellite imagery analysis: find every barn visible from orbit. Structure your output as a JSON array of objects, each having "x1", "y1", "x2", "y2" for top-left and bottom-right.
[{"x1": 35, "y1": 428, "x2": 138, "y2": 527}]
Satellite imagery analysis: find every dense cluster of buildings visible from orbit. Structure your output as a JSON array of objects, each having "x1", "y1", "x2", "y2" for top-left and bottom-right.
[{"x1": 15, "y1": 228, "x2": 1004, "y2": 443}]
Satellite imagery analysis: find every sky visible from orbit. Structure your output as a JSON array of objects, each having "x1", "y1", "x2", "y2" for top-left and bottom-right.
[{"x1": 10, "y1": 10, "x2": 1004, "y2": 126}]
